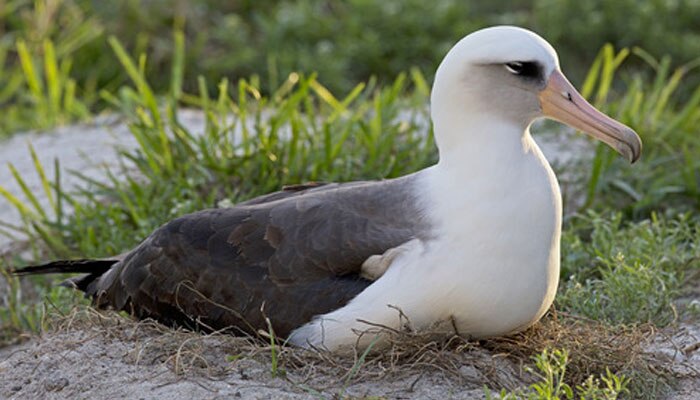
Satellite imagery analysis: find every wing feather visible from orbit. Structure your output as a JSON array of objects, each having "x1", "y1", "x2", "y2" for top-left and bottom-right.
[{"x1": 92, "y1": 174, "x2": 428, "y2": 337}]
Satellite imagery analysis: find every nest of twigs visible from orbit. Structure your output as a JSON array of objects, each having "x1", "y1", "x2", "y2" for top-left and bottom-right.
[{"x1": 38, "y1": 304, "x2": 676, "y2": 397}]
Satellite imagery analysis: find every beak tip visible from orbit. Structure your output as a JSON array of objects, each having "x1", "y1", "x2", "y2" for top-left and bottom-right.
[
  {"x1": 624, "y1": 128, "x2": 642, "y2": 164},
  {"x1": 625, "y1": 147, "x2": 641, "y2": 164},
  {"x1": 630, "y1": 148, "x2": 642, "y2": 163}
]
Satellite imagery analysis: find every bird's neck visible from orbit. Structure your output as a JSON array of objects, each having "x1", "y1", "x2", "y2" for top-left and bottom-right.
[
  {"x1": 433, "y1": 114, "x2": 537, "y2": 172},
  {"x1": 423, "y1": 112, "x2": 560, "y2": 223},
  {"x1": 421, "y1": 112, "x2": 562, "y2": 251}
]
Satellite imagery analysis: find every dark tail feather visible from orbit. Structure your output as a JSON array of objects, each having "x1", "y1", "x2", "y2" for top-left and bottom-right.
[
  {"x1": 12, "y1": 259, "x2": 118, "y2": 294},
  {"x1": 12, "y1": 259, "x2": 117, "y2": 276}
]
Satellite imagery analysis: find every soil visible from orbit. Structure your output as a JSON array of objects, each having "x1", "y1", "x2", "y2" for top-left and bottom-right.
[{"x1": 0, "y1": 329, "x2": 490, "y2": 399}]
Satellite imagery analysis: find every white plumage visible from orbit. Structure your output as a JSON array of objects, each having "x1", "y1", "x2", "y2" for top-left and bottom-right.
[{"x1": 288, "y1": 26, "x2": 640, "y2": 350}]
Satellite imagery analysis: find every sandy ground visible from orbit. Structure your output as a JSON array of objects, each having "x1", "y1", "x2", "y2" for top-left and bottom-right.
[
  {"x1": 0, "y1": 110, "x2": 207, "y2": 251},
  {"x1": 0, "y1": 113, "x2": 698, "y2": 399},
  {"x1": 0, "y1": 315, "x2": 698, "y2": 399},
  {"x1": 0, "y1": 321, "x2": 498, "y2": 399},
  {"x1": 645, "y1": 323, "x2": 700, "y2": 400}
]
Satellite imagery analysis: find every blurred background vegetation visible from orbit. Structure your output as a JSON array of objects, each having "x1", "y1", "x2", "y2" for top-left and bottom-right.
[{"x1": 2, "y1": 0, "x2": 700, "y2": 135}]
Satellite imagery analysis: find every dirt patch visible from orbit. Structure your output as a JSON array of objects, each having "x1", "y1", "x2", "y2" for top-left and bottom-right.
[
  {"x1": 0, "y1": 309, "x2": 512, "y2": 399},
  {"x1": 1, "y1": 307, "x2": 697, "y2": 399},
  {"x1": 644, "y1": 323, "x2": 700, "y2": 400}
]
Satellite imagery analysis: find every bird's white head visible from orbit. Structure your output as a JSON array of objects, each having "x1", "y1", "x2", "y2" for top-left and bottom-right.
[{"x1": 431, "y1": 26, "x2": 641, "y2": 163}]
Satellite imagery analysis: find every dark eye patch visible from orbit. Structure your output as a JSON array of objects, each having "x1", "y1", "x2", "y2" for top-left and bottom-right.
[{"x1": 505, "y1": 61, "x2": 542, "y2": 80}]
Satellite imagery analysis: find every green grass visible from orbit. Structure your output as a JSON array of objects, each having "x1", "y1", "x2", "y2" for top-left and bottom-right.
[
  {"x1": 0, "y1": 259, "x2": 84, "y2": 344},
  {"x1": 0, "y1": 37, "x2": 94, "y2": 134},
  {"x1": 558, "y1": 211, "x2": 700, "y2": 326},
  {"x1": 579, "y1": 45, "x2": 700, "y2": 215},
  {"x1": 0, "y1": 0, "x2": 101, "y2": 135},
  {"x1": 485, "y1": 348, "x2": 629, "y2": 400}
]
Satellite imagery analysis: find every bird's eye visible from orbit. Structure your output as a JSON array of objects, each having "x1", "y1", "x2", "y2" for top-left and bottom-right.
[
  {"x1": 505, "y1": 62, "x2": 524, "y2": 74},
  {"x1": 504, "y1": 61, "x2": 541, "y2": 79}
]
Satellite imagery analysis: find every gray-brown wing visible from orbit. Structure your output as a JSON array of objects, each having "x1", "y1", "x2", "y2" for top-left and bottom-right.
[{"x1": 92, "y1": 175, "x2": 428, "y2": 337}]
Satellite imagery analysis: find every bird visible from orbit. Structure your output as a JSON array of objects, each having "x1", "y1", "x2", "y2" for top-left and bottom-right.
[{"x1": 13, "y1": 26, "x2": 641, "y2": 351}]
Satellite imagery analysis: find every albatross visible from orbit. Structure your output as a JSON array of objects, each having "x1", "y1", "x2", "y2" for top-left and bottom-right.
[{"x1": 14, "y1": 26, "x2": 641, "y2": 351}]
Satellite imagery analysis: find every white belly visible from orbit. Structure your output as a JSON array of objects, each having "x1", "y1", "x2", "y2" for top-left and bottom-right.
[
  {"x1": 418, "y1": 145, "x2": 562, "y2": 337},
  {"x1": 433, "y1": 218, "x2": 560, "y2": 337}
]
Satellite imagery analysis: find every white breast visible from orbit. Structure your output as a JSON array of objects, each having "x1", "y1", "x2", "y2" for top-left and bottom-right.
[{"x1": 418, "y1": 132, "x2": 562, "y2": 336}]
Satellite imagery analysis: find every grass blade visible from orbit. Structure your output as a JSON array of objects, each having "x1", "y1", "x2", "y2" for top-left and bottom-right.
[
  {"x1": 7, "y1": 163, "x2": 47, "y2": 219},
  {"x1": 44, "y1": 40, "x2": 61, "y2": 122},
  {"x1": 29, "y1": 143, "x2": 56, "y2": 213}
]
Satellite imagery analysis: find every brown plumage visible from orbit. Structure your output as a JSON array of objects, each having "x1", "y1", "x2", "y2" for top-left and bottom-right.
[{"x1": 14, "y1": 174, "x2": 429, "y2": 338}]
